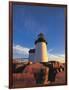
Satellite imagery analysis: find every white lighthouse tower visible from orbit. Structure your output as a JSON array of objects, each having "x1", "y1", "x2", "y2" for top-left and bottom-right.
[{"x1": 35, "y1": 33, "x2": 48, "y2": 62}]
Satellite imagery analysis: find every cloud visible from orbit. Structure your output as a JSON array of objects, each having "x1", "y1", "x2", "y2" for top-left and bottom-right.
[
  {"x1": 48, "y1": 48, "x2": 65, "y2": 63},
  {"x1": 13, "y1": 45, "x2": 30, "y2": 58},
  {"x1": 48, "y1": 53, "x2": 65, "y2": 63},
  {"x1": 48, "y1": 49, "x2": 54, "y2": 53},
  {"x1": 13, "y1": 45, "x2": 65, "y2": 63}
]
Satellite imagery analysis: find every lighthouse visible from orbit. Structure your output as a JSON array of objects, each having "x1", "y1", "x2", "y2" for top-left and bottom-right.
[{"x1": 35, "y1": 33, "x2": 48, "y2": 62}]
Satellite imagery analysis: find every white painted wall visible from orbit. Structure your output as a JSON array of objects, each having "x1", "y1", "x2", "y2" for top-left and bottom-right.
[
  {"x1": 35, "y1": 42, "x2": 48, "y2": 62},
  {"x1": 29, "y1": 53, "x2": 35, "y2": 62}
]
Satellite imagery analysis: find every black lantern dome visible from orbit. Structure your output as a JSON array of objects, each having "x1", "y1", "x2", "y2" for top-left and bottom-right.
[{"x1": 35, "y1": 33, "x2": 47, "y2": 45}]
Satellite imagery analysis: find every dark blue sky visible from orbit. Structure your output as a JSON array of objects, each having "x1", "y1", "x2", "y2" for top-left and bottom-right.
[{"x1": 13, "y1": 4, "x2": 65, "y2": 58}]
